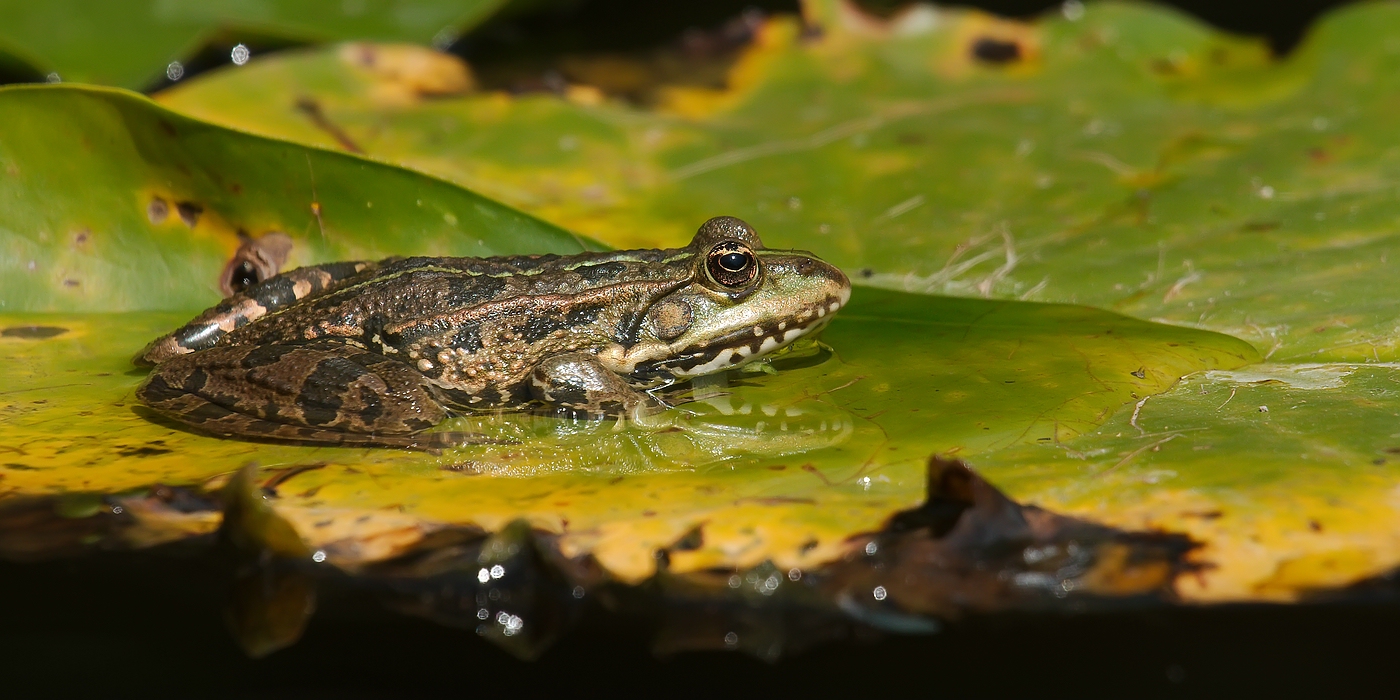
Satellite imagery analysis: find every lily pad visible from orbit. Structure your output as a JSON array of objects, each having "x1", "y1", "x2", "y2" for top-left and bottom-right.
[
  {"x1": 973, "y1": 362, "x2": 1400, "y2": 602},
  {"x1": 0, "y1": 0, "x2": 508, "y2": 89},
  {"x1": 156, "y1": 0, "x2": 1400, "y2": 362},
  {"x1": 0, "y1": 84, "x2": 589, "y2": 314}
]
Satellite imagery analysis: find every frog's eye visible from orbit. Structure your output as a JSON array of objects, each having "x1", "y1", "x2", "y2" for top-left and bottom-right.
[
  {"x1": 227, "y1": 260, "x2": 260, "y2": 294},
  {"x1": 706, "y1": 242, "x2": 758, "y2": 288}
]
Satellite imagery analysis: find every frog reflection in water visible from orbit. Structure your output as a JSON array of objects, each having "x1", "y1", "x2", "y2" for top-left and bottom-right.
[{"x1": 134, "y1": 217, "x2": 852, "y2": 448}]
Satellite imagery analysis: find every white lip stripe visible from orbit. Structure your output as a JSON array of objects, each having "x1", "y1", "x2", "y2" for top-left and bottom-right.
[
  {"x1": 661, "y1": 291, "x2": 848, "y2": 377},
  {"x1": 673, "y1": 317, "x2": 828, "y2": 377}
]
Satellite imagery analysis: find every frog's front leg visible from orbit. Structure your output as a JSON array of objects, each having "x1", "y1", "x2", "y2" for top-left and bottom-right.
[
  {"x1": 528, "y1": 353, "x2": 657, "y2": 417},
  {"x1": 135, "y1": 260, "x2": 377, "y2": 366},
  {"x1": 137, "y1": 341, "x2": 457, "y2": 449}
]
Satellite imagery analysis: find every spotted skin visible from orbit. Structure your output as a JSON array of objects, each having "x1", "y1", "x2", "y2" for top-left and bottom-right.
[
  {"x1": 135, "y1": 260, "x2": 376, "y2": 366},
  {"x1": 135, "y1": 216, "x2": 851, "y2": 448}
]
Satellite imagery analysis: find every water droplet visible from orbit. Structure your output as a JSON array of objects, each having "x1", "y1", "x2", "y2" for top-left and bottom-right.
[
  {"x1": 723, "y1": 632, "x2": 739, "y2": 647},
  {"x1": 489, "y1": 564, "x2": 505, "y2": 579},
  {"x1": 311, "y1": 550, "x2": 327, "y2": 563},
  {"x1": 873, "y1": 585, "x2": 888, "y2": 601},
  {"x1": 1258, "y1": 185, "x2": 1275, "y2": 199},
  {"x1": 727, "y1": 574, "x2": 742, "y2": 588},
  {"x1": 44, "y1": 72, "x2": 60, "y2": 83},
  {"x1": 477, "y1": 567, "x2": 490, "y2": 584},
  {"x1": 165, "y1": 61, "x2": 185, "y2": 81},
  {"x1": 864, "y1": 541, "x2": 879, "y2": 556},
  {"x1": 1062, "y1": 0, "x2": 1085, "y2": 21},
  {"x1": 571, "y1": 586, "x2": 585, "y2": 599},
  {"x1": 231, "y1": 44, "x2": 251, "y2": 66}
]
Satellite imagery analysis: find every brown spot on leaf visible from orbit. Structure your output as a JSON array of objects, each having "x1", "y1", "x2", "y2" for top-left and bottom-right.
[
  {"x1": 176, "y1": 202, "x2": 202, "y2": 228},
  {"x1": 970, "y1": 37, "x2": 1021, "y2": 64},
  {"x1": 147, "y1": 197, "x2": 168, "y2": 224},
  {"x1": 117, "y1": 444, "x2": 173, "y2": 457},
  {"x1": 1, "y1": 326, "x2": 67, "y2": 339},
  {"x1": 61, "y1": 279, "x2": 79, "y2": 288},
  {"x1": 736, "y1": 496, "x2": 816, "y2": 506},
  {"x1": 1181, "y1": 510, "x2": 1224, "y2": 520},
  {"x1": 1150, "y1": 58, "x2": 1180, "y2": 75},
  {"x1": 441, "y1": 461, "x2": 485, "y2": 474}
]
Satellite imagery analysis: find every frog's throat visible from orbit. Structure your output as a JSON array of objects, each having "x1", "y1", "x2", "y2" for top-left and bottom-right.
[{"x1": 601, "y1": 287, "x2": 849, "y2": 378}]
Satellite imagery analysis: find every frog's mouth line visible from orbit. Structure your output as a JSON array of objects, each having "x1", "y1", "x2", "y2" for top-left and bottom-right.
[{"x1": 647, "y1": 290, "x2": 849, "y2": 377}]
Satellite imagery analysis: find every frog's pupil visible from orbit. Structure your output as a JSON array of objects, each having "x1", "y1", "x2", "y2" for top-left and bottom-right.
[
  {"x1": 229, "y1": 261, "x2": 259, "y2": 293},
  {"x1": 719, "y1": 252, "x2": 750, "y2": 272}
]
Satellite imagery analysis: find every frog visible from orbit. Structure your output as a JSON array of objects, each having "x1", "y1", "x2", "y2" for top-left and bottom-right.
[{"x1": 133, "y1": 216, "x2": 851, "y2": 449}]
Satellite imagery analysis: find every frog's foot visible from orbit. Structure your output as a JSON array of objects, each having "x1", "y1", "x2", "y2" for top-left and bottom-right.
[
  {"x1": 529, "y1": 352, "x2": 659, "y2": 418},
  {"x1": 136, "y1": 343, "x2": 458, "y2": 450}
]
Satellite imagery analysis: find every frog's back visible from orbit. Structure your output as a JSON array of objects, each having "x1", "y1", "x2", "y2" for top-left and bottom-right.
[{"x1": 221, "y1": 250, "x2": 692, "y2": 351}]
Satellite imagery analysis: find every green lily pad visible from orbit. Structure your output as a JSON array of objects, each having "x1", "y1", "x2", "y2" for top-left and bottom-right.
[
  {"x1": 973, "y1": 362, "x2": 1400, "y2": 602},
  {"x1": 156, "y1": 0, "x2": 1400, "y2": 362},
  {"x1": 0, "y1": 0, "x2": 508, "y2": 89},
  {"x1": 0, "y1": 84, "x2": 589, "y2": 314},
  {"x1": 0, "y1": 80, "x2": 1253, "y2": 591}
]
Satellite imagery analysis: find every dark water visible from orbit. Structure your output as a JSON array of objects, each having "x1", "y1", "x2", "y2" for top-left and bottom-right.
[{"x1": 3, "y1": 551, "x2": 1398, "y2": 699}]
